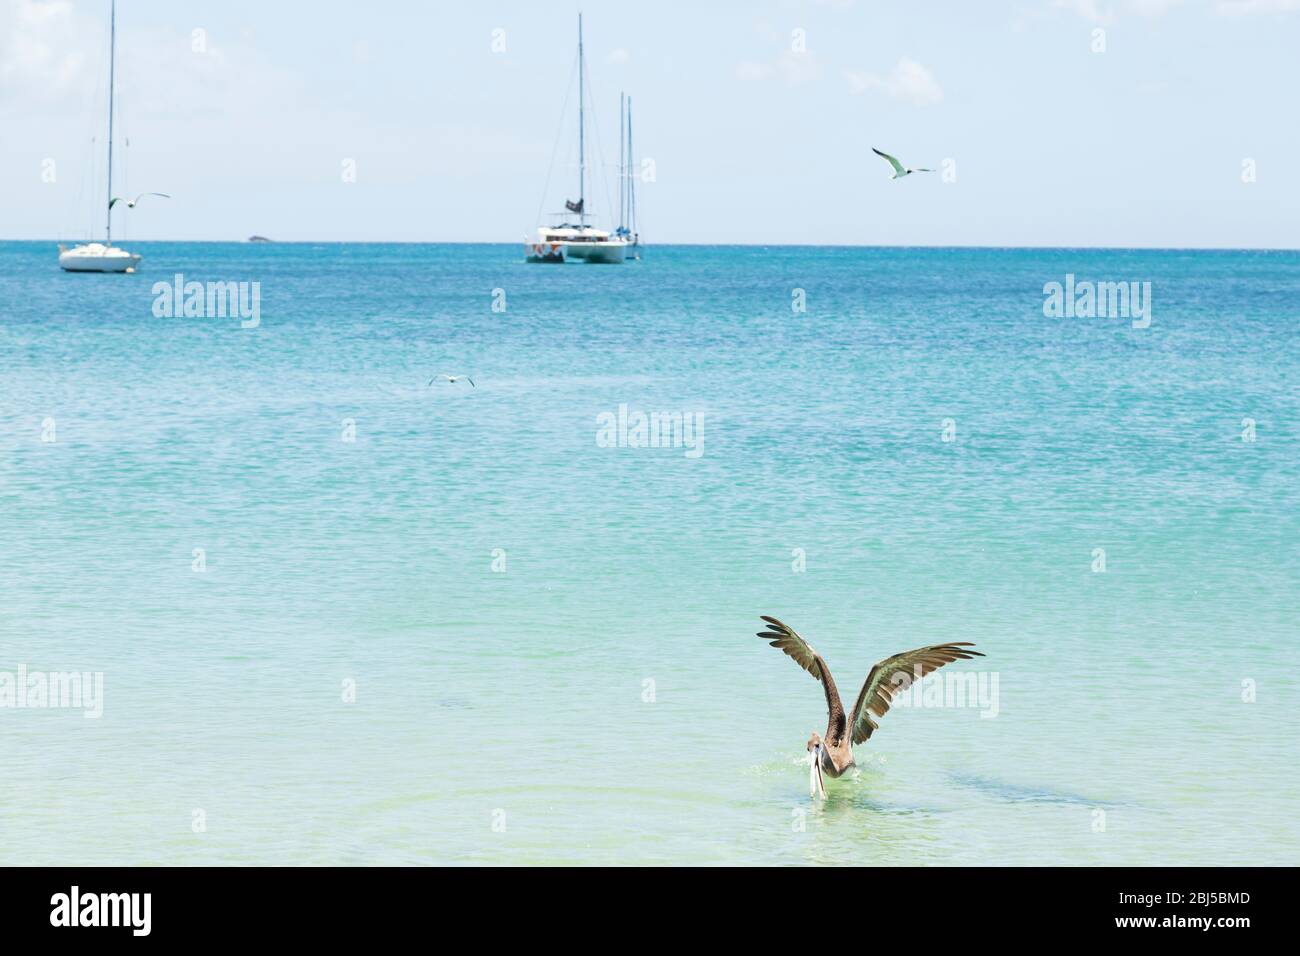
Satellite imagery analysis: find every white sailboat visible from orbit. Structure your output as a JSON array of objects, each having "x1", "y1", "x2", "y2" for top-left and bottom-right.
[
  {"x1": 525, "y1": 14, "x2": 628, "y2": 265},
  {"x1": 59, "y1": 0, "x2": 145, "y2": 273}
]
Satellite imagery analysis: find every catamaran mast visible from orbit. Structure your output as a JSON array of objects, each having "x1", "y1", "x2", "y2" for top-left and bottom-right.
[
  {"x1": 627, "y1": 95, "x2": 636, "y2": 237},
  {"x1": 106, "y1": 0, "x2": 116, "y2": 244},
  {"x1": 577, "y1": 13, "x2": 585, "y2": 227}
]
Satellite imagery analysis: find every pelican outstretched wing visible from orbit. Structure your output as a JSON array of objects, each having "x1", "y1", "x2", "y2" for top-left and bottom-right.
[
  {"x1": 849, "y1": 643, "x2": 984, "y2": 744},
  {"x1": 756, "y1": 616, "x2": 846, "y2": 744}
]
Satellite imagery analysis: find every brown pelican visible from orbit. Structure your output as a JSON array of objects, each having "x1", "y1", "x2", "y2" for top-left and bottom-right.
[{"x1": 756, "y1": 615, "x2": 984, "y2": 797}]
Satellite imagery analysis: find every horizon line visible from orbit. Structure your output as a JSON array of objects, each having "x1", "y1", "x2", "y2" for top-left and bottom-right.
[{"x1": 9, "y1": 239, "x2": 1300, "y2": 253}]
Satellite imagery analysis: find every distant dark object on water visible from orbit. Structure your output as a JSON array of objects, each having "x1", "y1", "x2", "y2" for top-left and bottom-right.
[{"x1": 247, "y1": 235, "x2": 273, "y2": 243}]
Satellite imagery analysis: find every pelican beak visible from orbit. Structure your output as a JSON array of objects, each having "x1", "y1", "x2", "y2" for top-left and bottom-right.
[{"x1": 809, "y1": 744, "x2": 826, "y2": 799}]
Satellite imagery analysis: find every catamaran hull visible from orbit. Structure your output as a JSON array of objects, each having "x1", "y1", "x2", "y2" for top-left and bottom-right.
[
  {"x1": 565, "y1": 241, "x2": 627, "y2": 264},
  {"x1": 525, "y1": 241, "x2": 566, "y2": 263}
]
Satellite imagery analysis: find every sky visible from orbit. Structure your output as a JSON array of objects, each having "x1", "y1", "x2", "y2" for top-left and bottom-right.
[{"x1": 1, "y1": 0, "x2": 1297, "y2": 246}]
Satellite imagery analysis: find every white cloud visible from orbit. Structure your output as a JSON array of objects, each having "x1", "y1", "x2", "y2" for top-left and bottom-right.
[
  {"x1": 1051, "y1": 0, "x2": 1188, "y2": 22},
  {"x1": 735, "y1": 50, "x2": 823, "y2": 86},
  {"x1": 1050, "y1": 0, "x2": 1296, "y2": 21},
  {"x1": 0, "y1": 0, "x2": 95, "y2": 100},
  {"x1": 606, "y1": 47, "x2": 629, "y2": 65},
  {"x1": 843, "y1": 70, "x2": 879, "y2": 95},
  {"x1": 1129, "y1": 0, "x2": 1185, "y2": 14},
  {"x1": 1214, "y1": 0, "x2": 1299, "y2": 13},
  {"x1": 776, "y1": 50, "x2": 822, "y2": 85},
  {"x1": 735, "y1": 59, "x2": 772, "y2": 82},
  {"x1": 0, "y1": 0, "x2": 305, "y2": 121},
  {"x1": 844, "y1": 58, "x2": 943, "y2": 107},
  {"x1": 1054, "y1": 0, "x2": 1117, "y2": 25},
  {"x1": 886, "y1": 58, "x2": 943, "y2": 106}
]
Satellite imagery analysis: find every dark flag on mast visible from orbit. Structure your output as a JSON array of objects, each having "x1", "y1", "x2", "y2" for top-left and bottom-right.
[{"x1": 565, "y1": 198, "x2": 584, "y2": 214}]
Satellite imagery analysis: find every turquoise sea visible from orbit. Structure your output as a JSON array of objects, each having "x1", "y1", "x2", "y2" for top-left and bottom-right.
[{"x1": 1, "y1": 241, "x2": 1297, "y2": 865}]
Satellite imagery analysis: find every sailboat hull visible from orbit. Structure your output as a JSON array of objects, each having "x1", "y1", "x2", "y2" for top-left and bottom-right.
[{"x1": 59, "y1": 243, "x2": 142, "y2": 273}]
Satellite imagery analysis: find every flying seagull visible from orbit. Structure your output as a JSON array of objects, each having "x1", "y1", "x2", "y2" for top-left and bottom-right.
[
  {"x1": 108, "y1": 192, "x2": 171, "y2": 210},
  {"x1": 428, "y1": 374, "x2": 475, "y2": 387},
  {"x1": 755, "y1": 615, "x2": 983, "y2": 798},
  {"x1": 871, "y1": 147, "x2": 932, "y2": 180}
]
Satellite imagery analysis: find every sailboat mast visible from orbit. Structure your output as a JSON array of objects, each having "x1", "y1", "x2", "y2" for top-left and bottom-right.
[
  {"x1": 618, "y1": 92, "x2": 625, "y2": 232},
  {"x1": 106, "y1": 0, "x2": 116, "y2": 244},
  {"x1": 577, "y1": 13, "x2": 585, "y2": 226}
]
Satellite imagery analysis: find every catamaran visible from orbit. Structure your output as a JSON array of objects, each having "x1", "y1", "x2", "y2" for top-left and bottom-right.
[
  {"x1": 525, "y1": 15, "x2": 628, "y2": 264},
  {"x1": 60, "y1": 0, "x2": 157, "y2": 273}
]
